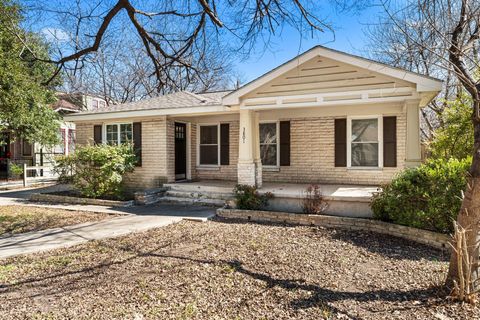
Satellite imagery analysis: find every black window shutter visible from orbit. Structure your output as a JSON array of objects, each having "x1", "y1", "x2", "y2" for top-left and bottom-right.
[
  {"x1": 220, "y1": 123, "x2": 229, "y2": 165},
  {"x1": 334, "y1": 118, "x2": 347, "y2": 167},
  {"x1": 133, "y1": 122, "x2": 142, "y2": 167},
  {"x1": 280, "y1": 121, "x2": 290, "y2": 166},
  {"x1": 93, "y1": 125, "x2": 102, "y2": 145},
  {"x1": 383, "y1": 116, "x2": 397, "y2": 167}
]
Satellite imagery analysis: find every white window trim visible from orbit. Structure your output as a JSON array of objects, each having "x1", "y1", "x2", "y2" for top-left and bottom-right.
[
  {"x1": 347, "y1": 115, "x2": 383, "y2": 169},
  {"x1": 259, "y1": 120, "x2": 280, "y2": 168},
  {"x1": 197, "y1": 123, "x2": 221, "y2": 167},
  {"x1": 103, "y1": 122, "x2": 133, "y2": 145}
]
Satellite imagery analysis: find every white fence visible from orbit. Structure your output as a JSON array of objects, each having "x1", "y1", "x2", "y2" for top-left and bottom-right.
[{"x1": 22, "y1": 164, "x2": 58, "y2": 187}]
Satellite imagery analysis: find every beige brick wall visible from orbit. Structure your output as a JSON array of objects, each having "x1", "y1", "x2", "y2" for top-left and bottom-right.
[
  {"x1": 262, "y1": 114, "x2": 406, "y2": 185},
  {"x1": 192, "y1": 120, "x2": 239, "y2": 181},
  {"x1": 74, "y1": 110, "x2": 407, "y2": 190},
  {"x1": 75, "y1": 118, "x2": 171, "y2": 191}
]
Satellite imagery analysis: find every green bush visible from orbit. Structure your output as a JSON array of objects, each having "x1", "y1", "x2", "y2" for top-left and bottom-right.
[
  {"x1": 233, "y1": 184, "x2": 273, "y2": 210},
  {"x1": 371, "y1": 157, "x2": 470, "y2": 233},
  {"x1": 9, "y1": 163, "x2": 23, "y2": 178},
  {"x1": 54, "y1": 143, "x2": 137, "y2": 199}
]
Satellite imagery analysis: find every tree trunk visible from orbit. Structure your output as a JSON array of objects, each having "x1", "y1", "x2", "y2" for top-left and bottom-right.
[{"x1": 446, "y1": 113, "x2": 480, "y2": 291}]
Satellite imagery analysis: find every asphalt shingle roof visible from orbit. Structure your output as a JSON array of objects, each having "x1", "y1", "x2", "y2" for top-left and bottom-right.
[{"x1": 78, "y1": 90, "x2": 232, "y2": 115}]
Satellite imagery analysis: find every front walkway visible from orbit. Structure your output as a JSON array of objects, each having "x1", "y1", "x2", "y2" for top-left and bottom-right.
[{"x1": 0, "y1": 186, "x2": 216, "y2": 259}]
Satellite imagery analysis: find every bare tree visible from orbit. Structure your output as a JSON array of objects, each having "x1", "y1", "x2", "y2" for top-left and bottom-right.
[
  {"x1": 23, "y1": 0, "x2": 240, "y2": 102},
  {"x1": 374, "y1": 0, "x2": 480, "y2": 299},
  {"x1": 364, "y1": 0, "x2": 473, "y2": 140},
  {"x1": 17, "y1": 0, "x2": 355, "y2": 92}
]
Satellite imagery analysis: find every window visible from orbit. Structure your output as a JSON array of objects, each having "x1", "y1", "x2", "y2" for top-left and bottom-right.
[
  {"x1": 99, "y1": 100, "x2": 106, "y2": 108},
  {"x1": 22, "y1": 139, "x2": 32, "y2": 156},
  {"x1": 58, "y1": 128, "x2": 66, "y2": 154},
  {"x1": 105, "y1": 123, "x2": 132, "y2": 145},
  {"x1": 199, "y1": 125, "x2": 218, "y2": 165},
  {"x1": 350, "y1": 118, "x2": 380, "y2": 167},
  {"x1": 68, "y1": 130, "x2": 76, "y2": 154},
  {"x1": 259, "y1": 122, "x2": 278, "y2": 166},
  {"x1": 92, "y1": 99, "x2": 99, "y2": 109}
]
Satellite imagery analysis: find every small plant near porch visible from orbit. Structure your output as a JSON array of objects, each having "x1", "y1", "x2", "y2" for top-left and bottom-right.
[
  {"x1": 55, "y1": 143, "x2": 137, "y2": 200},
  {"x1": 302, "y1": 184, "x2": 328, "y2": 214},
  {"x1": 233, "y1": 184, "x2": 273, "y2": 210}
]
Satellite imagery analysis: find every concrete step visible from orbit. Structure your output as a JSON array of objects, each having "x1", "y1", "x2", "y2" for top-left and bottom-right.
[
  {"x1": 165, "y1": 190, "x2": 234, "y2": 201},
  {"x1": 158, "y1": 196, "x2": 225, "y2": 207},
  {"x1": 163, "y1": 183, "x2": 233, "y2": 194}
]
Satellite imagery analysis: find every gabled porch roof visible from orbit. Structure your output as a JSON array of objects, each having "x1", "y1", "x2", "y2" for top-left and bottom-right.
[{"x1": 223, "y1": 45, "x2": 442, "y2": 108}]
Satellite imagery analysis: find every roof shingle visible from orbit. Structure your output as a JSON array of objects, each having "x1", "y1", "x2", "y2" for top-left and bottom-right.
[{"x1": 77, "y1": 90, "x2": 231, "y2": 115}]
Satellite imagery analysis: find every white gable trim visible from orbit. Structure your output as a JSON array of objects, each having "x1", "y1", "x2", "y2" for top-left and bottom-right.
[{"x1": 223, "y1": 46, "x2": 443, "y2": 105}]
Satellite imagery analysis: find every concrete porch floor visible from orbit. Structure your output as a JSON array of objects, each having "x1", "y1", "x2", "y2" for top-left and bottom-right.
[
  {"x1": 165, "y1": 180, "x2": 377, "y2": 217},
  {"x1": 167, "y1": 180, "x2": 378, "y2": 200}
]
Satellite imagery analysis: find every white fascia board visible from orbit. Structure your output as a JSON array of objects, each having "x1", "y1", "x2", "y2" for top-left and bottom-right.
[
  {"x1": 242, "y1": 95, "x2": 419, "y2": 111},
  {"x1": 223, "y1": 46, "x2": 443, "y2": 105},
  {"x1": 242, "y1": 87, "x2": 415, "y2": 106},
  {"x1": 63, "y1": 105, "x2": 231, "y2": 122}
]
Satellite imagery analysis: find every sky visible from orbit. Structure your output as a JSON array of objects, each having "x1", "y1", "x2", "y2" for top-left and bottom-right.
[
  {"x1": 26, "y1": 0, "x2": 386, "y2": 86},
  {"x1": 235, "y1": 4, "x2": 384, "y2": 82}
]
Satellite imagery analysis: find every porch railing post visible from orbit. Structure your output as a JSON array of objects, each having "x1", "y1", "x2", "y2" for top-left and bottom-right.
[{"x1": 23, "y1": 163, "x2": 27, "y2": 187}]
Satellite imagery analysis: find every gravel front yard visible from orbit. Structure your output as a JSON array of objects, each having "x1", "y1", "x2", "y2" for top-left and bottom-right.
[
  {"x1": 0, "y1": 205, "x2": 114, "y2": 236},
  {"x1": 0, "y1": 218, "x2": 478, "y2": 319}
]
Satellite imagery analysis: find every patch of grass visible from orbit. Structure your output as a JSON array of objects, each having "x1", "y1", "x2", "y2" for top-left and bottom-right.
[
  {"x1": 0, "y1": 206, "x2": 113, "y2": 236},
  {"x1": 319, "y1": 303, "x2": 332, "y2": 319},
  {"x1": 0, "y1": 264, "x2": 16, "y2": 281},
  {"x1": 221, "y1": 264, "x2": 237, "y2": 274},
  {"x1": 35, "y1": 256, "x2": 74, "y2": 269},
  {"x1": 180, "y1": 302, "x2": 198, "y2": 319}
]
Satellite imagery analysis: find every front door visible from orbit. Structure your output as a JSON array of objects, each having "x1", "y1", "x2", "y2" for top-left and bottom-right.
[
  {"x1": 0, "y1": 132, "x2": 10, "y2": 180},
  {"x1": 174, "y1": 122, "x2": 187, "y2": 180}
]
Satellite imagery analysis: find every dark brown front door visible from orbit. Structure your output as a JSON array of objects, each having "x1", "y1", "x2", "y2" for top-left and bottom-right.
[
  {"x1": 174, "y1": 122, "x2": 187, "y2": 180},
  {"x1": 0, "y1": 132, "x2": 10, "y2": 179}
]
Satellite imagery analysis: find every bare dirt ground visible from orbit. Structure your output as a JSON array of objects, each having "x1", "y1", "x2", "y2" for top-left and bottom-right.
[
  {"x1": 0, "y1": 205, "x2": 114, "y2": 236},
  {"x1": 0, "y1": 218, "x2": 478, "y2": 319}
]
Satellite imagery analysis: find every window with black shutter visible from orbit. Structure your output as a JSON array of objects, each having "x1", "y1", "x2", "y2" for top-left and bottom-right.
[
  {"x1": 383, "y1": 116, "x2": 397, "y2": 167},
  {"x1": 334, "y1": 119, "x2": 347, "y2": 167},
  {"x1": 220, "y1": 123, "x2": 229, "y2": 165},
  {"x1": 280, "y1": 121, "x2": 290, "y2": 166}
]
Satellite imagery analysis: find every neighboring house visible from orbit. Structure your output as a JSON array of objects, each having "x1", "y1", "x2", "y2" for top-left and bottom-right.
[
  {"x1": 65, "y1": 46, "x2": 442, "y2": 191},
  {"x1": 0, "y1": 92, "x2": 109, "y2": 179}
]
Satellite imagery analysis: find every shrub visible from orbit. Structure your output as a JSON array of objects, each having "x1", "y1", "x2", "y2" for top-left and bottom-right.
[
  {"x1": 371, "y1": 157, "x2": 471, "y2": 233},
  {"x1": 54, "y1": 143, "x2": 137, "y2": 199},
  {"x1": 9, "y1": 163, "x2": 23, "y2": 178},
  {"x1": 233, "y1": 184, "x2": 273, "y2": 210},
  {"x1": 302, "y1": 184, "x2": 328, "y2": 214}
]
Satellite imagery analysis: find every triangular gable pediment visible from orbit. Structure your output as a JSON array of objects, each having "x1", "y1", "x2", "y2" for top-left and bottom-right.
[{"x1": 223, "y1": 46, "x2": 442, "y2": 106}]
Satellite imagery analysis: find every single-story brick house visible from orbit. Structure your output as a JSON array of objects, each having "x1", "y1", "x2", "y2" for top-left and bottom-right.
[{"x1": 64, "y1": 46, "x2": 442, "y2": 194}]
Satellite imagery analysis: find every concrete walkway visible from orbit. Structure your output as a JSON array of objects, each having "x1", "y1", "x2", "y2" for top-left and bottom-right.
[{"x1": 0, "y1": 185, "x2": 217, "y2": 259}]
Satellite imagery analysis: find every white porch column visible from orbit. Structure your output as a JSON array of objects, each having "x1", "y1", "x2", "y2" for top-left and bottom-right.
[
  {"x1": 253, "y1": 111, "x2": 262, "y2": 187},
  {"x1": 405, "y1": 100, "x2": 422, "y2": 167},
  {"x1": 238, "y1": 109, "x2": 262, "y2": 186}
]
